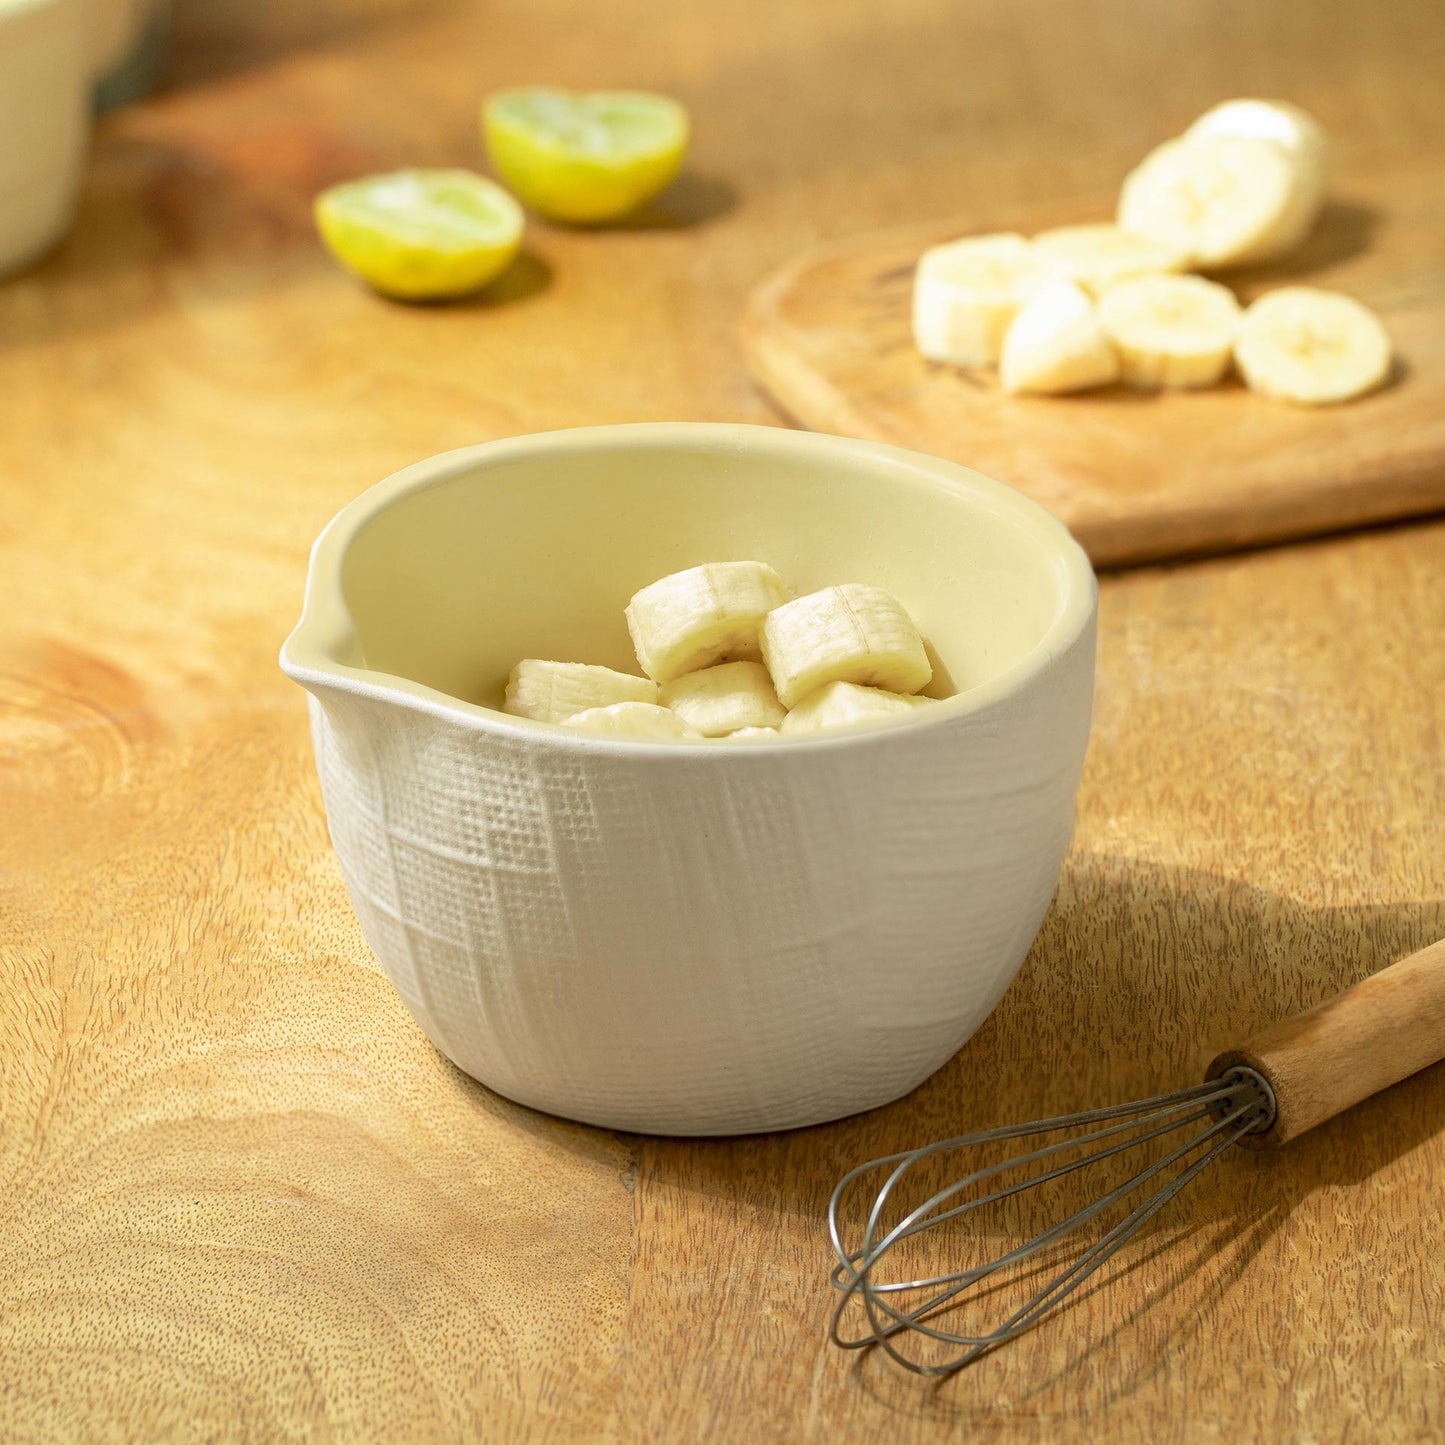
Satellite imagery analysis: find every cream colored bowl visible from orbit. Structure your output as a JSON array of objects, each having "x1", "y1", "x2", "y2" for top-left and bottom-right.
[{"x1": 281, "y1": 424, "x2": 1096, "y2": 1135}]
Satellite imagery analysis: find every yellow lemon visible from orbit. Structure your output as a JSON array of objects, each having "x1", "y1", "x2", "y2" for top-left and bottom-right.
[
  {"x1": 482, "y1": 88, "x2": 690, "y2": 224},
  {"x1": 314, "y1": 169, "x2": 524, "y2": 301}
]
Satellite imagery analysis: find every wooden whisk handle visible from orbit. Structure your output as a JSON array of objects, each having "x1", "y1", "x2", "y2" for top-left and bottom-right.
[{"x1": 1207, "y1": 938, "x2": 1445, "y2": 1149}]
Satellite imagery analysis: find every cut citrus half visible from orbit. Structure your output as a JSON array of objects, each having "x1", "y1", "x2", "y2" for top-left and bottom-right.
[
  {"x1": 482, "y1": 88, "x2": 690, "y2": 224},
  {"x1": 314, "y1": 169, "x2": 524, "y2": 301}
]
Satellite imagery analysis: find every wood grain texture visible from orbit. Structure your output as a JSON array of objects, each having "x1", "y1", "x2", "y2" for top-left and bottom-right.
[
  {"x1": 2, "y1": 0, "x2": 1444, "y2": 1440},
  {"x1": 741, "y1": 175, "x2": 1445, "y2": 567}
]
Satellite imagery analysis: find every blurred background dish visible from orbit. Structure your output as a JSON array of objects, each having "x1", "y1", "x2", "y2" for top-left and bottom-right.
[
  {"x1": 0, "y1": 0, "x2": 89, "y2": 276},
  {"x1": 90, "y1": 0, "x2": 170, "y2": 109}
]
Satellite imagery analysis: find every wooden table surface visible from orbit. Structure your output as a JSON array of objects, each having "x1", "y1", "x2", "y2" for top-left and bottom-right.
[{"x1": 3, "y1": 1, "x2": 1442, "y2": 1440}]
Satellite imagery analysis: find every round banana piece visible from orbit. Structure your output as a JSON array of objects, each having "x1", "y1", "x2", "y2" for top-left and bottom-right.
[
  {"x1": 658, "y1": 660, "x2": 786, "y2": 737},
  {"x1": 761, "y1": 583, "x2": 931, "y2": 709},
  {"x1": 1117, "y1": 133, "x2": 1300, "y2": 268},
  {"x1": 625, "y1": 561, "x2": 788, "y2": 684},
  {"x1": 1032, "y1": 223, "x2": 1189, "y2": 296},
  {"x1": 1187, "y1": 99, "x2": 1329, "y2": 259},
  {"x1": 505, "y1": 659, "x2": 658, "y2": 722},
  {"x1": 913, "y1": 233, "x2": 1069, "y2": 366},
  {"x1": 563, "y1": 702, "x2": 699, "y2": 739},
  {"x1": 1000, "y1": 280, "x2": 1119, "y2": 396},
  {"x1": 1188, "y1": 98, "x2": 1327, "y2": 166},
  {"x1": 1235, "y1": 287, "x2": 1391, "y2": 405},
  {"x1": 1098, "y1": 274, "x2": 1242, "y2": 389},
  {"x1": 781, "y1": 681, "x2": 933, "y2": 735}
]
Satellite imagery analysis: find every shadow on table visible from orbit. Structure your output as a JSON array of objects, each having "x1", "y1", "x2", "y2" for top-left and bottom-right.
[
  {"x1": 602, "y1": 173, "x2": 740, "y2": 231},
  {"x1": 614, "y1": 852, "x2": 1444, "y2": 1416},
  {"x1": 386, "y1": 251, "x2": 554, "y2": 311},
  {"x1": 165, "y1": 0, "x2": 456, "y2": 91},
  {"x1": 0, "y1": 129, "x2": 555, "y2": 355},
  {"x1": 1226, "y1": 199, "x2": 1382, "y2": 291}
]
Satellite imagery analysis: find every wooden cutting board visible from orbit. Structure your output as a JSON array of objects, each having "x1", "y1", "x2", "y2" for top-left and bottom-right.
[{"x1": 742, "y1": 169, "x2": 1445, "y2": 567}]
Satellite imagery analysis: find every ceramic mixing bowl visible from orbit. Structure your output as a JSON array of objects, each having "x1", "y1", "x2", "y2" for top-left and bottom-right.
[{"x1": 281, "y1": 424, "x2": 1096, "y2": 1134}]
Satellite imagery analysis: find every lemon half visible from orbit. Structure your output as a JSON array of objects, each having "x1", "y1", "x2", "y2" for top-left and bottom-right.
[
  {"x1": 483, "y1": 88, "x2": 690, "y2": 224},
  {"x1": 314, "y1": 169, "x2": 524, "y2": 300}
]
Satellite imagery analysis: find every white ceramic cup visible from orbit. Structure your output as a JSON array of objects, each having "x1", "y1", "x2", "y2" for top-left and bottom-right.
[
  {"x1": 0, "y1": 0, "x2": 88, "y2": 276},
  {"x1": 281, "y1": 424, "x2": 1097, "y2": 1135}
]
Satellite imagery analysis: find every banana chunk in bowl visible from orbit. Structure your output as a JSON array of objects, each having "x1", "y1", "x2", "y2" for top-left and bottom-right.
[{"x1": 625, "y1": 561, "x2": 786, "y2": 683}]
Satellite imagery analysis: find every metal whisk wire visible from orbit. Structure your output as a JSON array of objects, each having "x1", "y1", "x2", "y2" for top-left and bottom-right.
[{"x1": 828, "y1": 1067, "x2": 1275, "y2": 1377}]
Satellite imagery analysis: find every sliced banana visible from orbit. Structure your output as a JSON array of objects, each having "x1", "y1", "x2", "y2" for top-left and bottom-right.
[
  {"x1": 1235, "y1": 287, "x2": 1391, "y2": 405},
  {"x1": 781, "y1": 681, "x2": 933, "y2": 735},
  {"x1": 1188, "y1": 99, "x2": 1327, "y2": 219},
  {"x1": 1000, "y1": 280, "x2": 1119, "y2": 396},
  {"x1": 720, "y1": 726, "x2": 781, "y2": 742},
  {"x1": 913, "y1": 233, "x2": 1069, "y2": 366},
  {"x1": 505, "y1": 659, "x2": 657, "y2": 723},
  {"x1": 1118, "y1": 133, "x2": 1302, "y2": 268},
  {"x1": 1188, "y1": 98, "x2": 1328, "y2": 171},
  {"x1": 1187, "y1": 100, "x2": 1328, "y2": 261},
  {"x1": 1032, "y1": 223, "x2": 1188, "y2": 296},
  {"x1": 658, "y1": 660, "x2": 786, "y2": 737},
  {"x1": 625, "y1": 561, "x2": 788, "y2": 684},
  {"x1": 1097, "y1": 274, "x2": 1241, "y2": 389},
  {"x1": 563, "y1": 702, "x2": 698, "y2": 739},
  {"x1": 761, "y1": 583, "x2": 931, "y2": 709}
]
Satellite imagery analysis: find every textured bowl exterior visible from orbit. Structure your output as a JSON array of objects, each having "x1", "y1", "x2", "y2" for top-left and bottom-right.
[
  {"x1": 305, "y1": 626, "x2": 1092, "y2": 1135},
  {"x1": 283, "y1": 424, "x2": 1097, "y2": 1135}
]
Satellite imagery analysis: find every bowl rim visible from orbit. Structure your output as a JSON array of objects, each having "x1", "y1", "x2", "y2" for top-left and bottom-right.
[{"x1": 279, "y1": 422, "x2": 1097, "y2": 755}]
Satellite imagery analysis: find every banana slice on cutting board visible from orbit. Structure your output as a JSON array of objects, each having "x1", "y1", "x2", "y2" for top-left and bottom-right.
[
  {"x1": 781, "y1": 681, "x2": 933, "y2": 735},
  {"x1": 505, "y1": 659, "x2": 658, "y2": 722},
  {"x1": 563, "y1": 702, "x2": 699, "y2": 739},
  {"x1": 1187, "y1": 99, "x2": 1329, "y2": 262},
  {"x1": 1098, "y1": 274, "x2": 1242, "y2": 389},
  {"x1": 1188, "y1": 98, "x2": 1328, "y2": 166},
  {"x1": 1118, "y1": 132, "x2": 1307, "y2": 268},
  {"x1": 1235, "y1": 287, "x2": 1391, "y2": 405},
  {"x1": 913, "y1": 233, "x2": 1069, "y2": 366},
  {"x1": 1000, "y1": 280, "x2": 1119, "y2": 395},
  {"x1": 761, "y1": 583, "x2": 931, "y2": 709},
  {"x1": 658, "y1": 660, "x2": 786, "y2": 737},
  {"x1": 626, "y1": 561, "x2": 787, "y2": 683},
  {"x1": 1032, "y1": 223, "x2": 1189, "y2": 297},
  {"x1": 1187, "y1": 99, "x2": 1328, "y2": 242}
]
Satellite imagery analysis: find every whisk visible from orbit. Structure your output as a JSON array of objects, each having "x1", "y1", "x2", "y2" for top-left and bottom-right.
[{"x1": 829, "y1": 937, "x2": 1445, "y2": 1377}]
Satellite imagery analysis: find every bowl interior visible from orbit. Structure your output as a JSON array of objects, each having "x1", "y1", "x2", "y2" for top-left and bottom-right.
[{"x1": 335, "y1": 430, "x2": 1077, "y2": 712}]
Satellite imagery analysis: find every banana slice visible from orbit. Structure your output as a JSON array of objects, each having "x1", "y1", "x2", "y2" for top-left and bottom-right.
[
  {"x1": 1000, "y1": 280, "x2": 1119, "y2": 396},
  {"x1": 658, "y1": 660, "x2": 786, "y2": 737},
  {"x1": 913, "y1": 233, "x2": 1069, "y2": 366},
  {"x1": 720, "y1": 726, "x2": 780, "y2": 742},
  {"x1": 1188, "y1": 98, "x2": 1327, "y2": 163},
  {"x1": 626, "y1": 561, "x2": 788, "y2": 684},
  {"x1": 1118, "y1": 133, "x2": 1301, "y2": 268},
  {"x1": 505, "y1": 659, "x2": 657, "y2": 723},
  {"x1": 781, "y1": 682, "x2": 933, "y2": 735},
  {"x1": 563, "y1": 702, "x2": 698, "y2": 739},
  {"x1": 1033, "y1": 223, "x2": 1188, "y2": 296},
  {"x1": 1187, "y1": 100, "x2": 1328, "y2": 260},
  {"x1": 1187, "y1": 99, "x2": 1327, "y2": 235},
  {"x1": 1097, "y1": 274, "x2": 1241, "y2": 389},
  {"x1": 760, "y1": 584, "x2": 931, "y2": 709},
  {"x1": 1235, "y1": 287, "x2": 1391, "y2": 405}
]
